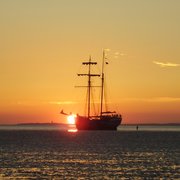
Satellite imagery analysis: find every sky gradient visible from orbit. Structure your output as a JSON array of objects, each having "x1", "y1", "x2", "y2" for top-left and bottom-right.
[{"x1": 0, "y1": 0, "x2": 180, "y2": 124}]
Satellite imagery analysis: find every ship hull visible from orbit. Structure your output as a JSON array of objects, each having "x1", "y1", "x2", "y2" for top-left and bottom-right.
[{"x1": 76, "y1": 115, "x2": 122, "y2": 130}]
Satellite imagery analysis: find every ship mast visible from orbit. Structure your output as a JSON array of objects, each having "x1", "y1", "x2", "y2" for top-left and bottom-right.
[
  {"x1": 77, "y1": 57, "x2": 100, "y2": 118},
  {"x1": 87, "y1": 57, "x2": 91, "y2": 118},
  {"x1": 100, "y1": 50, "x2": 105, "y2": 117}
]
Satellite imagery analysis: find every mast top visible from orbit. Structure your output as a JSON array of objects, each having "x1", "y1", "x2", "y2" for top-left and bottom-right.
[{"x1": 78, "y1": 56, "x2": 100, "y2": 77}]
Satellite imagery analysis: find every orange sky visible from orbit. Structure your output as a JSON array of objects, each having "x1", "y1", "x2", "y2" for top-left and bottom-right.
[{"x1": 0, "y1": 1, "x2": 180, "y2": 124}]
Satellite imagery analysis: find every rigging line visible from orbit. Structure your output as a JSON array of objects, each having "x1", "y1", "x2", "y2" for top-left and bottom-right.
[
  {"x1": 98, "y1": 89, "x2": 100, "y2": 115},
  {"x1": 84, "y1": 87, "x2": 88, "y2": 116},
  {"x1": 104, "y1": 79, "x2": 109, "y2": 112},
  {"x1": 105, "y1": 64, "x2": 115, "y2": 112},
  {"x1": 91, "y1": 87, "x2": 97, "y2": 116}
]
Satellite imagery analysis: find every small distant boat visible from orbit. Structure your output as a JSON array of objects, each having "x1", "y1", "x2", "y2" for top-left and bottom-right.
[{"x1": 62, "y1": 50, "x2": 122, "y2": 130}]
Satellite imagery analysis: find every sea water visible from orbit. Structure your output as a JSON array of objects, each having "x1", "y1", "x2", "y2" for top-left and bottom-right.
[
  {"x1": 0, "y1": 124, "x2": 179, "y2": 131},
  {"x1": 118, "y1": 124, "x2": 180, "y2": 132},
  {"x1": 0, "y1": 125, "x2": 179, "y2": 179}
]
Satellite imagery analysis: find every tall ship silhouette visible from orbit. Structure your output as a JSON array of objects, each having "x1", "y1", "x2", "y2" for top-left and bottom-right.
[{"x1": 62, "y1": 51, "x2": 122, "y2": 130}]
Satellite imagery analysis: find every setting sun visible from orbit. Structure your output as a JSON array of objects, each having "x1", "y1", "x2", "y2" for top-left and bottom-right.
[{"x1": 67, "y1": 115, "x2": 76, "y2": 124}]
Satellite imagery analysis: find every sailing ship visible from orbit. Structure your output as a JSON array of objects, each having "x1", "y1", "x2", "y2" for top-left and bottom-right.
[{"x1": 61, "y1": 51, "x2": 122, "y2": 130}]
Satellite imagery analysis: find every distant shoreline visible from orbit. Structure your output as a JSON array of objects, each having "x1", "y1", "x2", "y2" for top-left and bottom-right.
[
  {"x1": 122, "y1": 123, "x2": 180, "y2": 126},
  {"x1": 0, "y1": 123, "x2": 68, "y2": 126}
]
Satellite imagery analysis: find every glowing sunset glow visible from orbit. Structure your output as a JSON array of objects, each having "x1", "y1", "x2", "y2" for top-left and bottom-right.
[
  {"x1": 0, "y1": 1, "x2": 180, "y2": 125},
  {"x1": 67, "y1": 115, "x2": 76, "y2": 125}
]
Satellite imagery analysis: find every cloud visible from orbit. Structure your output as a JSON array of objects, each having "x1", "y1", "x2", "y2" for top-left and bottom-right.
[
  {"x1": 104, "y1": 48, "x2": 111, "y2": 52},
  {"x1": 153, "y1": 61, "x2": 180, "y2": 67},
  {"x1": 119, "y1": 53, "x2": 127, "y2": 56},
  {"x1": 144, "y1": 97, "x2": 180, "y2": 102},
  {"x1": 49, "y1": 101, "x2": 77, "y2": 105},
  {"x1": 113, "y1": 52, "x2": 127, "y2": 59},
  {"x1": 122, "y1": 97, "x2": 180, "y2": 102}
]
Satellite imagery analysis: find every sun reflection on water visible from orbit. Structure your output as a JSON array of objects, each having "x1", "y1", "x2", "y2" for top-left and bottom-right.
[{"x1": 67, "y1": 129, "x2": 78, "y2": 133}]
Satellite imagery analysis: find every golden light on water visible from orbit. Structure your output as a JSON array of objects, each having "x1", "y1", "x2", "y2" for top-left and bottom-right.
[{"x1": 67, "y1": 129, "x2": 78, "y2": 133}]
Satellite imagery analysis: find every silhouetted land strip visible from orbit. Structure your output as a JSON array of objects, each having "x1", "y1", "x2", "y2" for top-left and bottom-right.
[
  {"x1": 0, "y1": 123, "x2": 67, "y2": 126},
  {"x1": 122, "y1": 123, "x2": 180, "y2": 126},
  {"x1": 16, "y1": 123, "x2": 67, "y2": 126}
]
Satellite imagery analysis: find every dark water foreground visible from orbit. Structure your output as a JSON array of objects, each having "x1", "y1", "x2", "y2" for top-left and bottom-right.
[{"x1": 0, "y1": 130, "x2": 179, "y2": 179}]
